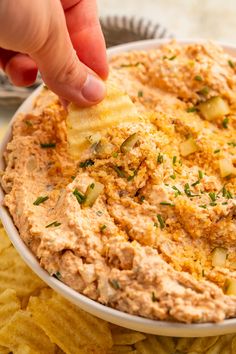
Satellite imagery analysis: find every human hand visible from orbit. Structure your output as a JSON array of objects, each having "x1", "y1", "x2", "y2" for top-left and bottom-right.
[{"x1": 0, "y1": 0, "x2": 108, "y2": 106}]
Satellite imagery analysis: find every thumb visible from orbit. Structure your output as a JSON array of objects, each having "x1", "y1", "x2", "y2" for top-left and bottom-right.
[{"x1": 30, "y1": 1, "x2": 106, "y2": 106}]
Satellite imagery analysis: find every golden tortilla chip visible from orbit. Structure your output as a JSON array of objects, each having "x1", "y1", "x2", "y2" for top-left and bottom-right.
[
  {"x1": 27, "y1": 289, "x2": 112, "y2": 354},
  {"x1": 0, "y1": 227, "x2": 11, "y2": 254}
]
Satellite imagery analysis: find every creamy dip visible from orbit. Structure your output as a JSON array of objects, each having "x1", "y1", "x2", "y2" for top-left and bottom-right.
[{"x1": 2, "y1": 41, "x2": 236, "y2": 323}]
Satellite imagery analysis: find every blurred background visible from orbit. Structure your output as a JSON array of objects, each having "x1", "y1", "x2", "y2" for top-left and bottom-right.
[{"x1": 98, "y1": 0, "x2": 236, "y2": 43}]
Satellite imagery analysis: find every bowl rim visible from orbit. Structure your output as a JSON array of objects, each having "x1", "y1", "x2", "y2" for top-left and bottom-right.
[{"x1": 1, "y1": 38, "x2": 236, "y2": 337}]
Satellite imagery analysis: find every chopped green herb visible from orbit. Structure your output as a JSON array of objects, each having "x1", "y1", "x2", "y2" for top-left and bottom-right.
[
  {"x1": 110, "y1": 279, "x2": 120, "y2": 290},
  {"x1": 33, "y1": 196, "x2": 49, "y2": 206},
  {"x1": 170, "y1": 174, "x2": 176, "y2": 180},
  {"x1": 208, "y1": 192, "x2": 217, "y2": 202},
  {"x1": 112, "y1": 152, "x2": 119, "y2": 158},
  {"x1": 127, "y1": 169, "x2": 138, "y2": 181},
  {"x1": 160, "y1": 202, "x2": 175, "y2": 206},
  {"x1": 194, "y1": 75, "x2": 203, "y2": 81},
  {"x1": 169, "y1": 55, "x2": 176, "y2": 60},
  {"x1": 202, "y1": 269, "x2": 205, "y2": 277},
  {"x1": 25, "y1": 120, "x2": 33, "y2": 127},
  {"x1": 228, "y1": 141, "x2": 236, "y2": 147},
  {"x1": 138, "y1": 90, "x2": 143, "y2": 97},
  {"x1": 100, "y1": 224, "x2": 107, "y2": 232},
  {"x1": 198, "y1": 170, "x2": 203, "y2": 179},
  {"x1": 184, "y1": 183, "x2": 199, "y2": 197},
  {"x1": 172, "y1": 156, "x2": 177, "y2": 165},
  {"x1": 113, "y1": 165, "x2": 127, "y2": 178},
  {"x1": 140, "y1": 195, "x2": 145, "y2": 203},
  {"x1": 222, "y1": 201, "x2": 228, "y2": 205},
  {"x1": 53, "y1": 271, "x2": 62, "y2": 280},
  {"x1": 73, "y1": 188, "x2": 86, "y2": 204},
  {"x1": 156, "y1": 214, "x2": 165, "y2": 229},
  {"x1": 222, "y1": 186, "x2": 233, "y2": 199},
  {"x1": 222, "y1": 117, "x2": 229, "y2": 129},
  {"x1": 214, "y1": 149, "x2": 221, "y2": 153},
  {"x1": 191, "y1": 180, "x2": 200, "y2": 187},
  {"x1": 71, "y1": 175, "x2": 76, "y2": 180},
  {"x1": 228, "y1": 60, "x2": 235, "y2": 69},
  {"x1": 40, "y1": 143, "x2": 56, "y2": 149},
  {"x1": 120, "y1": 62, "x2": 142, "y2": 68},
  {"x1": 90, "y1": 183, "x2": 95, "y2": 189},
  {"x1": 154, "y1": 222, "x2": 158, "y2": 227},
  {"x1": 157, "y1": 153, "x2": 164, "y2": 164},
  {"x1": 79, "y1": 159, "x2": 94, "y2": 168},
  {"x1": 209, "y1": 202, "x2": 217, "y2": 206},
  {"x1": 152, "y1": 292, "x2": 158, "y2": 302},
  {"x1": 172, "y1": 186, "x2": 182, "y2": 196},
  {"x1": 199, "y1": 204, "x2": 207, "y2": 209},
  {"x1": 96, "y1": 210, "x2": 103, "y2": 216},
  {"x1": 197, "y1": 86, "x2": 209, "y2": 96},
  {"x1": 46, "y1": 221, "x2": 61, "y2": 228},
  {"x1": 186, "y1": 107, "x2": 198, "y2": 113}
]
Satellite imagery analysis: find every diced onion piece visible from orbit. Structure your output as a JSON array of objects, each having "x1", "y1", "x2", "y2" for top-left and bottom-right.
[
  {"x1": 224, "y1": 278, "x2": 236, "y2": 296},
  {"x1": 84, "y1": 181, "x2": 104, "y2": 207},
  {"x1": 212, "y1": 247, "x2": 227, "y2": 267},
  {"x1": 180, "y1": 138, "x2": 198, "y2": 157},
  {"x1": 120, "y1": 133, "x2": 139, "y2": 153},
  {"x1": 219, "y1": 158, "x2": 236, "y2": 178},
  {"x1": 198, "y1": 96, "x2": 230, "y2": 121}
]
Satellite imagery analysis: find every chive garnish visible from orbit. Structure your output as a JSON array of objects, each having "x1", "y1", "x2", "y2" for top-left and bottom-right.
[
  {"x1": 184, "y1": 183, "x2": 199, "y2": 197},
  {"x1": 214, "y1": 149, "x2": 221, "y2": 154},
  {"x1": 197, "y1": 87, "x2": 209, "y2": 96},
  {"x1": 172, "y1": 156, "x2": 177, "y2": 165},
  {"x1": 40, "y1": 143, "x2": 56, "y2": 148},
  {"x1": 53, "y1": 271, "x2": 62, "y2": 280},
  {"x1": 172, "y1": 186, "x2": 182, "y2": 196},
  {"x1": 209, "y1": 202, "x2": 217, "y2": 206},
  {"x1": 110, "y1": 279, "x2": 120, "y2": 290},
  {"x1": 100, "y1": 224, "x2": 107, "y2": 232},
  {"x1": 152, "y1": 292, "x2": 158, "y2": 302},
  {"x1": 194, "y1": 75, "x2": 203, "y2": 81},
  {"x1": 113, "y1": 165, "x2": 127, "y2": 178},
  {"x1": 169, "y1": 55, "x2": 176, "y2": 60},
  {"x1": 209, "y1": 192, "x2": 217, "y2": 202},
  {"x1": 33, "y1": 196, "x2": 49, "y2": 206},
  {"x1": 222, "y1": 117, "x2": 229, "y2": 129},
  {"x1": 156, "y1": 214, "x2": 165, "y2": 229},
  {"x1": 25, "y1": 120, "x2": 33, "y2": 127},
  {"x1": 170, "y1": 174, "x2": 176, "y2": 180},
  {"x1": 71, "y1": 176, "x2": 76, "y2": 180},
  {"x1": 112, "y1": 152, "x2": 119, "y2": 158},
  {"x1": 222, "y1": 186, "x2": 233, "y2": 199},
  {"x1": 191, "y1": 180, "x2": 200, "y2": 187},
  {"x1": 228, "y1": 141, "x2": 236, "y2": 147},
  {"x1": 187, "y1": 107, "x2": 198, "y2": 113},
  {"x1": 46, "y1": 221, "x2": 61, "y2": 228},
  {"x1": 120, "y1": 62, "x2": 142, "y2": 68},
  {"x1": 73, "y1": 188, "x2": 86, "y2": 204},
  {"x1": 96, "y1": 210, "x2": 103, "y2": 216},
  {"x1": 140, "y1": 195, "x2": 145, "y2": 203},
  {"x1": 222, "y1": 202, "x2": 228, "y2": 205},
  {"x1": 157, "y1": 153, "x2": 164, "y2": 164},
  {"x1": 199, "y1": 204, "x2": 207, "y2": 209},
  {"x1": 228, "y1": 60, "x2": 235, "y2": 69},
  {"x1": 160, "y1": 202, "x2": 175, "y2": 206},
  {"x1": 90, "y1": 183, "x2": 95, "y2": 189},
  {"x1": 202, "y1": 269, "x2": 205, "y2": 277},
  {"x1": 138, "y1": 90, "x2": 143, "y2": 97},
  {"x1": 198, "y1": 170, "x2": 203, "y2": 179},
  {"x1": 79, "y1": 159, "x2": 94, "y2": 168}
]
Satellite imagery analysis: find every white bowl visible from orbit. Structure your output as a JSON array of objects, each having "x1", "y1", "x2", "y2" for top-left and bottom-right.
[{"x1": 1, "y1": 39, "x2": 236, "y2": 337}]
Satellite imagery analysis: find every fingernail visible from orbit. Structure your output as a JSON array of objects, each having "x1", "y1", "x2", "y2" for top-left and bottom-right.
[{"x1": 81, "y1": 74, "x2": 106, "y2": 103}]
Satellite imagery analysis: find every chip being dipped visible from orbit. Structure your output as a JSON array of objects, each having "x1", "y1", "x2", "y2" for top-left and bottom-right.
[{"x1": 66, "y1": 79, "x2": 141, "y2": 159}]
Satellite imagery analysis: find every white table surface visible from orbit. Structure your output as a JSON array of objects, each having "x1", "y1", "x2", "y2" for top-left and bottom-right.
[{"x1": 1, "y1": 0, "x2": 236, "y2": 123}]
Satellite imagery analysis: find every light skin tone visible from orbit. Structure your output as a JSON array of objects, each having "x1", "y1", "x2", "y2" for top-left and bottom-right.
[{"x1": 0, "y1": 0, "x2": 108, "y2": 106}]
